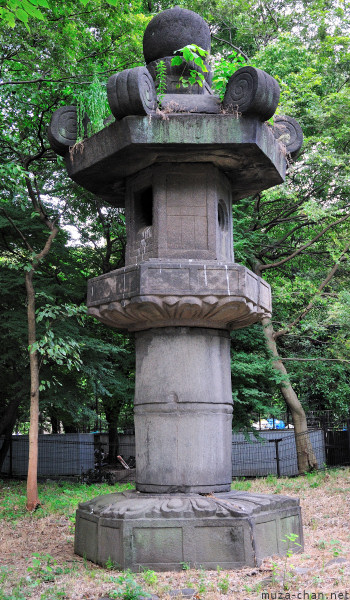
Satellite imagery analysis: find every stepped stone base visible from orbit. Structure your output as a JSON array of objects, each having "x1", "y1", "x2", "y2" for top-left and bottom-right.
[{"x1": 74, "y1": 490, "x2": 303, "y2": 571}]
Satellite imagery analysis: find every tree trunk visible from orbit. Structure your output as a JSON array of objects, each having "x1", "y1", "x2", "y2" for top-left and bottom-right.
[
  {"x1": 103, "y1": 400, "x2": 123, "y2": 464},
  {"x1": 25, "y1": 270, "x2": 41, "y2": 511},
  {"x1": 262, "y1": 316, "x2": 318, "y2": 472},
  {"x1": 108, "y1": 421, "x2": 119, "y2": 464},
  {"x1": 3, "y1": 174, "x2": 59, "y2": 509},
  {"x1": 0, "y1": 396, "x2": 21, "y2": 472},
  {"x1": 0, "y1": 395, "x2": 21, "y2": 437},
  {"x1": 49, "y1": 412, "x2": 60, "y2": 434},
  {"x1": 0, "y1": 435, "x2": 11, "y2": 475}
]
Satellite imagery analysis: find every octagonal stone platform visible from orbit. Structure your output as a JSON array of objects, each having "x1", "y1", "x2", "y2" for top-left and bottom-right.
[
  {"x1": 75, "y1": 490, "x2": 303, "y2": 571},
  {"x1": 66, "y1": 114, "x2": 285, "y2": 206},
  {"x1": 87, "y1": 260, "x2": 271, "y2": 331}
]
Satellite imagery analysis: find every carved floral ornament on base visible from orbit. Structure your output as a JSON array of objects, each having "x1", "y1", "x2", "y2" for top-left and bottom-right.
[
  {"x1": 48, "y1": 7, "x2": 303, "y2": 160},
  {"x1": 78, "y1": 489, "x2": 298, "y2": 520},
  {"x1": 88, "y1": 294, "x2": 269, "y2": 332},
  {"x1": 87, "y1": 261, "x2": 272, "y2": 331}
]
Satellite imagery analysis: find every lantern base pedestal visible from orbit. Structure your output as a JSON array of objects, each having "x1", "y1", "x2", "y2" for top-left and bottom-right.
[{"x1": 74, "y1": 490, "x2": 303, "y2": 571}]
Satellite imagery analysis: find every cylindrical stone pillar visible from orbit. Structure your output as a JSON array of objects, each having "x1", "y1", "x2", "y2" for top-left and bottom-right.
[{"x1": 134, "y1": 327, "x2": 233, "y2": 493}]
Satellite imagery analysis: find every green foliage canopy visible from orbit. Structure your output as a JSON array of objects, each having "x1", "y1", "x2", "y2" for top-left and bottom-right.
[{"x1": 0, "y1": 0, "x2": 349, "y2": 437}]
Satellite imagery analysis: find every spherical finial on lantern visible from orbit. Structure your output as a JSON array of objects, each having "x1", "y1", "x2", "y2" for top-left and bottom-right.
[{"x1": 143, "y1": 7, "x2": 211, "y2": 64}]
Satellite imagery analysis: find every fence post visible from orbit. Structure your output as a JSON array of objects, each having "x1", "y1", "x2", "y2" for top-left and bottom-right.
[
  {"x1": 268, "y1": 438, "x2": 282, "y2": 477},
  {"x1": 97, "y1": 441, "x2": 102, "y2": 482},
  {"x1": 274, "y1": 438, "x2": 282, "y2": 477},
  {"x1": 9, "y1": 434, "x2": 13, "y2": 478},
  {"x1": 322, "y1": 418, "x2": 329, "y2": 466}
]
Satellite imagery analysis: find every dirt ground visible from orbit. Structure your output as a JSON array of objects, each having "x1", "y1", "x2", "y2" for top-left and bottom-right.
[{"x1": 1, "y1": 470, "x2": 350, "y2": 600}]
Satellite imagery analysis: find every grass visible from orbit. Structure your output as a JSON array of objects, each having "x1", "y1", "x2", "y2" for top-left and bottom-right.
[
  {"x1": 1, "y1": 468, "x2": 350, "y2": 599},
  {"x1": 0, "y1": 480, "x2": 134, "y2": 522},
  {"x1": 231, "y1": 466, "x2": 348, "y2": 495}
]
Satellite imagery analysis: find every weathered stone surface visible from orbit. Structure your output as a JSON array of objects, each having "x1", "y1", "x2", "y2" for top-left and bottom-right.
[
  {"x1": 88, "y1": 293, "x2": 269, "y2": 332},
  {"x1": 293, "y1": 567, "x2": 310, "y2": 575},
  {"x1": 48, "y1": 106, "x2": 92, "y2": 155},
  {"x1": 273, "y1": 115, "x2": 303, "y2": 157},
  {"x1": 169, "y1": 590, "x2": 196, "y2": 598},
  {"x1": 107, "y1": 67, "x2": 157, "y2": 119},
  {"x1": 159, "y1": 94, "x2": 220, "y2": 113},
  {"x1": 124, "y1": 163, "x2": 233, "y2": 265},
  {"x1": 223, "y1": 66, "x2": 280, "y2": 121},
  {"x1": 74, "y1": 489, "x2": 303, "y2": 571},
  {"x1": 47, "y1": 105, "x2": 77, "y2": 156},
  {"x1": 147, "y1": 56, "x2": 212, "y2": 94},
  {"x1": 324, "y1": 558, "x2": 348, "y2": 567},
  {"x1": 143, "y1": 7, "x2": 211, "y2": 65},
  {"x1": 134, "y1": 327, "x2": 232, "y2": 493},
  {"x1": 87, "y1": 261, "x2": 271, "y2": 331},
  {"x1": 88, "y1": 294, "x2": 269, "y2": 332},
  {"x1": 65, "y1": 114, "x2": 286, "y2": 206}
]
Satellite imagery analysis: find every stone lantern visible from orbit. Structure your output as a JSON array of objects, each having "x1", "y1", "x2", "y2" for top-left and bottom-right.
[{"x1": 48, "y1": 7, "x2": 303, "y2": 571}]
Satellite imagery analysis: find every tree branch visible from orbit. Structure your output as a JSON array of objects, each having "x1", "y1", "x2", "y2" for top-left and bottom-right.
[
  {"x1": 280, "y1": 358, "x2": 350, "y2": 364},
  {"x1": 211, "y1": 34, "x2": 249, "y2": 61},
  {"x1": 47, "y1": 8, "x2": 98, "y2": 21},
  {"x1": 260, "y1": 222, "x2": 312, "y2": 257},
  {"x1": 1, "y1": 208, "x2": 33, "y2": 253},
  {"x1": 33, "y1": 225, "x2": 59, "y2": 267},
  {"x1": 0, "y1": 63, "x2": 137, "y2": 87},
  {"x1": 336, "y1": 76, "x2": 349, "y2": 93},
  {"x1": 274, "y1": 240, "x2": 350, "y2": 339},
  {"x1": 259, "y1": 182, "x2": 331, "y2": 231},
  {"x1": 259, "y1": 213, "x2": 350, "y2": 273},
  {"x1": 77, "y1": 36, "x2": 122, "y2": 63},
  {"x1": 264, "y1": 1, "x2": 279, "y2": 28}
]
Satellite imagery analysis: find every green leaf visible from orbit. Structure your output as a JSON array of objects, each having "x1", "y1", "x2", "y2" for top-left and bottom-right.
[
  {"x1": 196, "y1": 46, "x2": 208, "y2": 57},
  {"x1": 7, "y1": 0, "x2": 19, "y2": 10},
  {"x1": 21, "y1": 0, "x2": 44, "y2": 19},
  {"x1": 15, "y1": 8, "x2": 30, "y2": 30},
  {"x1": 183, "y1": 47, "x2": 192, "y2": 62},
  {"x1": 171, "y1": 56, "x2": 183, "y2": 66},
  {"x1": 2, "y1": 9, "x2": 16, "y2": 27}
]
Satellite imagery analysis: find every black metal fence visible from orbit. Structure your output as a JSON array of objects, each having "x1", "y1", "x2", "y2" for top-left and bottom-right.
[
  {"x1": 232, "y1": 429, "x2": 350, "y2": 477},
  {"x1": 0, "y1": 434, "x2": 135, "y2": 481},
  {"x1": 1, "y1": 427, "x2": 349, "y2": 481}
]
